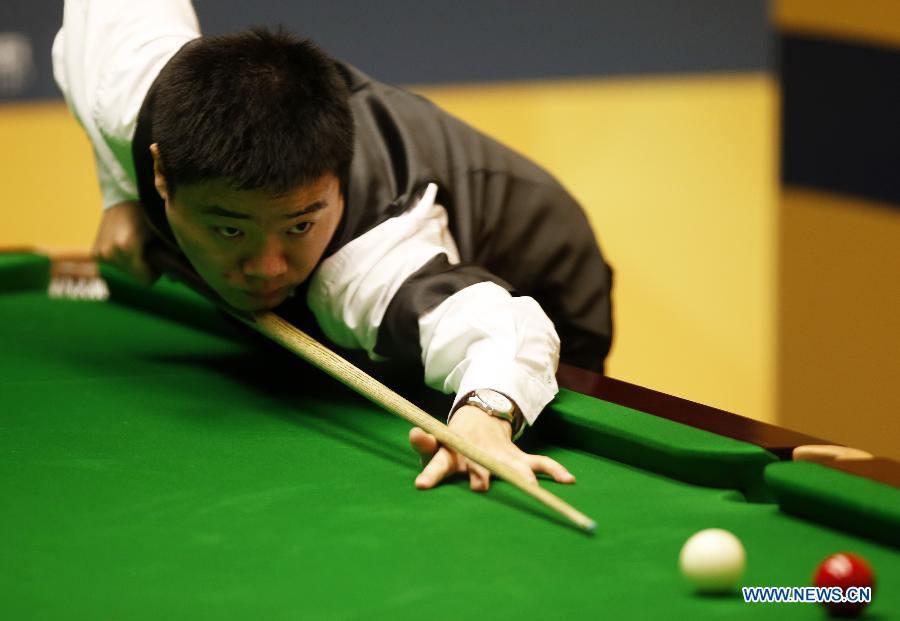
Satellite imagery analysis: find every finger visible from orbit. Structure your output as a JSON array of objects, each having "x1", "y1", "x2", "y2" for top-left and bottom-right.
[
  {"x1": 127, "y1": 251, "x2": 159, "y2": 286},
  {"x1": 467, "y1": 460, "x2": 491, "y2": 492},
  {"x1": 102, "y1": 244, "x2": 131, "y2": 273},
  {"x1": 408, "y1": 427, "x2": 439, "y2": 461},
  {"x1": 415, "y1": 447, "x2": 458, "y2": 490},
  {"x1": 109, "y1": 240, "x2": 155, "y2": 286},
  {"x1": 526, "y1": 455, "x2": 576, "y2": 484},
  {"x1": 105, "y1": 246, "x2": 134, "y2": 276},
  {"x1": 511, "y1": 459, "x2": 539, "y2": 486},
  {"x1": 91, "y1": 240, "x2": 113, "y2": 264}
]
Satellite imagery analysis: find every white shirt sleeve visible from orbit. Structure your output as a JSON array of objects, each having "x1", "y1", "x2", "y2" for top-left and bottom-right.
[
  {"x1": 52, "y1": 0, "x2": 201, "y2": 209},
  {"x1": 418, "y1": 283, "x2": 559, "y2": 428},
  {"x1": 308, "y1": 183, "x2": 560, "y2": 427}
]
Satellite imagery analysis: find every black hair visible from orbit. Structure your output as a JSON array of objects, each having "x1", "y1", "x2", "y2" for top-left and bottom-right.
[{"x1": 151, "y1": 27, "x2": 354, "y2": 197}]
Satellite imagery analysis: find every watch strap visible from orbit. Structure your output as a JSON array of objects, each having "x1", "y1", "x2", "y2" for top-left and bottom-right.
[{"x1": 451, "y1": 390, "x2": 526, "y2": 439}]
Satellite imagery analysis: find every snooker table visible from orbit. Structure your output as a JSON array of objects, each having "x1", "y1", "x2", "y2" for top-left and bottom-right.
[{"x1": 2, "y1": 251, "x2": 898, "y2": 620}]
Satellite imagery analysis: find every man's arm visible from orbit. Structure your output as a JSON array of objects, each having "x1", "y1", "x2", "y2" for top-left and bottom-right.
[
  {"x1": 306, "y1": 183, "x2": 574, "y2": 490},
  {"x1": 52, "y1": 0, "x2": 200, "y2": 280},
  {"x1": 91, "y1": 201, "x2": 158, "y2": 285},
  {"x1": 407, "y1": 266, "x2": 570, "y2": 490}
]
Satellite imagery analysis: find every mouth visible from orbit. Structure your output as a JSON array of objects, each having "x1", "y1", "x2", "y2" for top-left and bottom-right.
[{"x1": 242, "y1": 285, "x2": 293, "y2": 301}]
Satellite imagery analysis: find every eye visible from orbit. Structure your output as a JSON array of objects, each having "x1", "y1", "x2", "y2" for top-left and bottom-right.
[
  {"x1": 288, "y1": 222, "x2": 314, "y2": 235},
  {"x1": 215, "y1": 226, "x2": 243, "y2": 238}
]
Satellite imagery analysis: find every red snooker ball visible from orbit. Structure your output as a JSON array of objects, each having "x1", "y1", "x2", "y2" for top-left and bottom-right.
[{"x1": 813, "y1": 552, "x2": 875, "y2": 617}]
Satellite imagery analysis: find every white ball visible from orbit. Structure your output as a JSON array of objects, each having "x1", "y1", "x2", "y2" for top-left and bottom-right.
[{"x1": 678, "y1": 528, "x2": 746, "y2": 593}]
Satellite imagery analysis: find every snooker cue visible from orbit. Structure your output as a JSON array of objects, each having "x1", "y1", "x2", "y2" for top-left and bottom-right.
[{"x1": 145, "y1": 244, "x2": 598, "y2": 533}]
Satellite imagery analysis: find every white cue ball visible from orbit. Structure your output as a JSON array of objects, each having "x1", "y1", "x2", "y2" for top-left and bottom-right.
[{"x1": 678, "y1": 528, "x2": 746, "y2": 593}]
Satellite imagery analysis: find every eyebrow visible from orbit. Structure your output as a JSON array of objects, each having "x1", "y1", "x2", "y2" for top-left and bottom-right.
[{"x1": 203, "y1": 201, "x2": 327, "y2": 220}]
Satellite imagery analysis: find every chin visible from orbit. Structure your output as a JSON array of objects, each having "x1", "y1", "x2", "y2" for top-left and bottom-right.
[
  {"x1": 227, "y1": 299, "x2": 267, "y2": 312},
  {"x1": 224, "y1": 294, "x2": 286, "y2": 312}
]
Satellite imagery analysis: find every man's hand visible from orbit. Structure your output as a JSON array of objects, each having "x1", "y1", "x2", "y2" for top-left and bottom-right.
[
  {"x1": 409, "y1": 405, "x2": 575, "y2": 491},
  {"x1": 91, "y1": 201, "x2": 158, "y2": 285}
]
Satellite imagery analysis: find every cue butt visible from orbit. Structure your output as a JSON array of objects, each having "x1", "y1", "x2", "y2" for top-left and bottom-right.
[{"x1": 793, "y1": 444, "x2": 874, "y2": 462}]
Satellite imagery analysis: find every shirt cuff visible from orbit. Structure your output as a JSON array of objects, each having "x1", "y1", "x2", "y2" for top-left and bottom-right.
[{"x1": 448, "y1": 352, "x2": 558, "y2": 433}]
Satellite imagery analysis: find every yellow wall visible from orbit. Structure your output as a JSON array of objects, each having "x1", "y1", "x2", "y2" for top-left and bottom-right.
[
  {"x1": 779, "y1": 189, "x2": 900, "y2": 459},
  {"x1": 0, "y1": 101, "x2": 102, "y2": 251}
]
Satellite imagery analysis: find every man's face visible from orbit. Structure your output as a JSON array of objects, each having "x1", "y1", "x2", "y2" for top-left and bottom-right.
[{"x1": 155, "y1": 159, "x2": 343, "y2": 311}]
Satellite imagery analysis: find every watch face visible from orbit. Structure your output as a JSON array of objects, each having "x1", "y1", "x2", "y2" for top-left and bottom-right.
[{"x1": 475, "y1": 389, "x2": 513, "y2": 413}]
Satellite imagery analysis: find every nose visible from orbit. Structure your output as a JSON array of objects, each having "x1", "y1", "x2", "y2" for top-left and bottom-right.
[{"x1": 242, "y1": 236, "x2": 288, "y2": 281}]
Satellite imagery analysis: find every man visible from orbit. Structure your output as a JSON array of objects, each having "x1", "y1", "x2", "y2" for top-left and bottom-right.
[{"x1": 53, "y1": 1, "x2": 613, "y2": 493}]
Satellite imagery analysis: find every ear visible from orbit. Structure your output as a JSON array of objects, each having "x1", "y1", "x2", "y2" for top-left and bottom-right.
[{"x1": 150, "y1": 144, "x2": 169, "y2": 202}]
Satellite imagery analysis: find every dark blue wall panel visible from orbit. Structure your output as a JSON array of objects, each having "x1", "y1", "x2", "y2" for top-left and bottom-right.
[
  {"x1": 196, "y1": 0, "x2": 771, "y2": 84},
  {"x1": 1, "y1": 0, "x2": 770, "y2": 102},
  {"x1": 0, "y1": 2, "x2": 63, "y2": 101},
  {"x1": 780, "y1": 35, "x2": 900, "y2": 209}
]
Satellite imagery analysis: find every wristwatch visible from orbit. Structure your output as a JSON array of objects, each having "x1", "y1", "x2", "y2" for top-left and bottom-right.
[{"x1": 454, "y1": 389, "x2": 525, "y2": 437}]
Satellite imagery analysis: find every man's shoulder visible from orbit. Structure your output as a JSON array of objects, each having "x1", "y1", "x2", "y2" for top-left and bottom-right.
[{"x1": 334, "y1": 61, "x2": 372, "y2": 94}]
